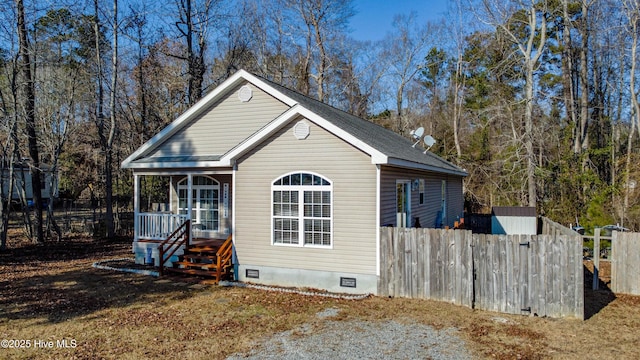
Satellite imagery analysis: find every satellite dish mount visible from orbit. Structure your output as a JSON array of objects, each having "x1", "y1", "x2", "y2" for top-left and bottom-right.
[
  {"x1": 423, "y1": 135, "x2": 436, "y2": 153},
  {"x1": 409, "y1": 126, "x2": 437, "y2": 153},
  {"x1": 409, "y1": 127, "x2": 425, "y2": 147}
]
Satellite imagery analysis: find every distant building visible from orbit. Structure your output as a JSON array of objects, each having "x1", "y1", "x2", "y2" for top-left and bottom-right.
[
  {"x1": 1, "y1": 163, "x2": 58, "y2": 203},
  {"x1": 491, "y1": 206, "x2": 537, "y2": 235}
]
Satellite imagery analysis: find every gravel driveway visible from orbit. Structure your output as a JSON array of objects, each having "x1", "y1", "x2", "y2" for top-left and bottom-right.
[{"x1": 227, "y1": 308, "x2": 475, "y2": 360}]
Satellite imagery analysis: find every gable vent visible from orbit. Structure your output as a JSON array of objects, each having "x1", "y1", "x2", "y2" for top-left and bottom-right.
[
  {"x1": 238, "y1": 85, "x2": 253, "y2": 102},
  {"x1": 293, "y1": 121, "x2": 310, "y2": 140}
]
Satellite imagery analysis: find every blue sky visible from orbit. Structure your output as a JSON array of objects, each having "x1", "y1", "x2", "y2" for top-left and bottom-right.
[{"x1": 350, "y1": 0, "x2": 449, "y2": 41}]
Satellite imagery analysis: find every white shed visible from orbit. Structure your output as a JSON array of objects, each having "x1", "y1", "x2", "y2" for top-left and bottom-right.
[{"x1": 491, "y1": 206, "x2": 537, "y2": 235}]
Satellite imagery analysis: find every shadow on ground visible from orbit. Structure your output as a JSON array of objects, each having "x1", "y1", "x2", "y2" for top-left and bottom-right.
[
  {"x1": 0, "y1": 237, "x2": 209, "y2": 324},
  {"x1": 583, "y1": 263, "x2": 616, "y2": 320}
]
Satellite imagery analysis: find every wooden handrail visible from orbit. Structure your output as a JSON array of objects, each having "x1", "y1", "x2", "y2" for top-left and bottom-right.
[
  {"x1": 216, "y1": 234, "x2": 233, "y2": 279},
  {"x1": 158, "y1": 219, "x2": 190, "y2": 276}
]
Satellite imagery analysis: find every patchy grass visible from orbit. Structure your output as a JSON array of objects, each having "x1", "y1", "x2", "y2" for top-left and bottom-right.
[{"x1": 1, "y1": 236, "x2": 640, "y2": 359}]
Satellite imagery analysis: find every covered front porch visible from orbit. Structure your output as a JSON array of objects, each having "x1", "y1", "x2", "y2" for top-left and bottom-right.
[{"x1": 131, "y1": 170, "x2": 233, "y2": 266}]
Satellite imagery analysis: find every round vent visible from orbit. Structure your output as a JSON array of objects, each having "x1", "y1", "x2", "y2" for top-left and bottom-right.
[
  {"x1": 238, "y1": 85, "x2": 253, "y2": 102},
  {"x1": 293, "y1": 121, "x2": 310, "y2": 140}
]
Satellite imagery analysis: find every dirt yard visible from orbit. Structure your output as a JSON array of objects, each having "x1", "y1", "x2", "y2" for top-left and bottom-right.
[{"x1": 1, "y1": 234, "x2": 639, "y2": 359}]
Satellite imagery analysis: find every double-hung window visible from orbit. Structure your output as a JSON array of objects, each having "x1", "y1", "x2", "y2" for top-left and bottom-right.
[{"x1": 272, "y1": 172, "x2": 332, "y2": 247}]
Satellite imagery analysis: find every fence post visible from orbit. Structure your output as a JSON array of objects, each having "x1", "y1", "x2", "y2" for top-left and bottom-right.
[{"x1": 592, "y1": 228, "x2": 600, "y2": 290}]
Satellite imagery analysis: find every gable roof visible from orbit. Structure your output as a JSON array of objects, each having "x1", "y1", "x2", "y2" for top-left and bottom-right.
[
  {"x1": 122, "y1": 69, "x2": 467, "y2": 177},
  {"x1": 256, "y1": 76, "x2": 466, "y2": 176}
]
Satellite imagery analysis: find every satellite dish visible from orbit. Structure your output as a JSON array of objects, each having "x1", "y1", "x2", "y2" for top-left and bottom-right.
[
  {"x1": 410, "y1": 127, "x2": 425, "y2": 147},
  {"x1": 423, "y1": 135, "x2": 436, "y2": 153}
]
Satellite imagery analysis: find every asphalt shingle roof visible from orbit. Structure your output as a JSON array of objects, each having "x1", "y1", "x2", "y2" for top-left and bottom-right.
[{"x1": 259, "y1": 77, "x2": 467, "y2": 176}]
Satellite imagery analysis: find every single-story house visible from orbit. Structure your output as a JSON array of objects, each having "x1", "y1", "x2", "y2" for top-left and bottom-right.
[{"x1": 121, "y1": 69, "x2": 467, "y2": 294}]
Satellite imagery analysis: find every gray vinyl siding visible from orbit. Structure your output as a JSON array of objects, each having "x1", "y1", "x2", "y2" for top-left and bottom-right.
[
  {"x1": 148, "y1": 82, "x2": 288, "y2": 158},
  {"x1": 380, "y1": 166, "x2": 464, "y2": 229},
  {"x1": 234, "y1": 117, "x2": 378, "y2": 275}
]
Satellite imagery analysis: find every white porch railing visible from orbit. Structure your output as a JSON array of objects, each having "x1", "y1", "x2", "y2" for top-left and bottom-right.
[{"x1": 136, "y1": 213, "x2": 189, "y2": 241}]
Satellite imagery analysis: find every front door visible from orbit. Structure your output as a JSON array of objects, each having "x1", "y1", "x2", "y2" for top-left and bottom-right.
[
  {"x1": 193, "y1": 187, "x2": 219, "y2": 231},
  {"x1": 178, "y1": 176, "x2": 220, "y2": 236},
  {"x1": 396, "y1": 180, "x2": 411, "y2": 227}
]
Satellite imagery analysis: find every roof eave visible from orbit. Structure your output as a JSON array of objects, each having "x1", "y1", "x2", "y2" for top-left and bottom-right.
[
  {"x1": 384, "y1": 157, "x2": 468, "y2": 177},
  {"x1": 122, "y1": 160, "x2": 231, "y2": 170},
  {"x1": 121, "y1": 69, "x2": 299, "y2": 169},
  {"x1": 222, "y1": 105, "x2": 389, "y2": 165}
]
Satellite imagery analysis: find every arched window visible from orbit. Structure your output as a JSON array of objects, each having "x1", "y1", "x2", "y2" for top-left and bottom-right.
[
  {"x1": 177, "y1": 176, "x2": 220, "y2": 232},
  {"x1": 272, "y1": 172, "x2": 332, "y2": 247}
]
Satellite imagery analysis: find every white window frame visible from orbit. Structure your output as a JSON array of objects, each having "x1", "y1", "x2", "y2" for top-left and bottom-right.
[
  {"x1": 177, "y1": 175, "x2": 221, "y2": 233},
  {"x1": 271, "y1": 172, "x2": 333, "y2": 248},
  {"x1": 441, "y1": 180, "x2": 447, "y2": 227},
  {"x1": 396, "y1": 180, "x2": 412, "y2": 228}
]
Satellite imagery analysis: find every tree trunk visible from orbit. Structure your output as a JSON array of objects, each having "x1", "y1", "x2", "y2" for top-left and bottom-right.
[
  {"x1": 452, "y1": 57, "x2": 463, "y2": 160},
  {"x1": 104, "y1": 0, "x2": 118, "y2": 239},
  {"x1": 16, "y1": 0, "x2": 44, "y2": 243},
  {"x1": 525, "y1": 64, "x2": 536, "y2": 208},
  {"x1": 624, "y1": 11, "x2": 640, "y2": 227},
  {"x1": 396, "y1": 82, "x2": 405, "y2": 134},
  {"x1": 579, "y1": 0, "x2": 590, "y2": 153},
  {"x1": 184, "y1": 0, "x2": 205, "y2": 105},
  {"x1": 563, "y1": 0, "x2": 579, "y2": 155},
  {"x1": 312, "y1": 19, "x2": 326, "y2": 102}
]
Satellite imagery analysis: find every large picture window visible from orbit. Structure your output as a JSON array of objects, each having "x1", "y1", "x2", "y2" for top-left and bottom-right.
[
  {"x1": 177, "y1": 176, "x2": 220, "y2": 232},
  {"x1": 272, "y1": 172, "x2": 332, "y2": 247}
]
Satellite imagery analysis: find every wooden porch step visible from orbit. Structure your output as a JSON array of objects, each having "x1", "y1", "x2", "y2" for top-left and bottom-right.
[
  {"x1": 191, "y1": 238, "x2": 225, "y2": 246},
  {"x1": 187, "y1": 245, "x2": 220, "y2": 253},
  {"x1": 179, "y1": 254, "x2": 216, "y2": 262},
  {"x1": 160, "y1": 234, "x2": 233, "y2": 284},
  {"x1": 173, "y1": 261, "x2": 219, "y2": 270},
  {"x1": 164, "y1": 267, "x2": 221, "y2": 278}
]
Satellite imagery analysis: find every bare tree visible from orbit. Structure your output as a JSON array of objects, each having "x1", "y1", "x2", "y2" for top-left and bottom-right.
[
  {"x1": 381, "y1": 13, "x2": 432, "y2": 134},
  {"x1": 173, "y1": 0, "x2": 222, "y2": 105},
  {"x1": 0, "y1": 54, "x2": 19, "y2": 250},
  {"x1": 16, "y1": 0, "x2": 44, "y2": 242},
  {"x1": 475, "y1": 0, "x2": 548, "y2": 208},
  {"x1": 284, "y1": 0, "x2": 354, "y2": 102},
  {"x1": 448, "y1": 0, "x2": 476, "y2": 161},
  {"x1": 92, "y1": 0, "x2": 118, "y2": 238},
  {"x1": 576, "y1": 1, "x2": 593, "y2": 154},
  {"x1": 622, "y1": 0, "x2": 640, "y2": 227}
]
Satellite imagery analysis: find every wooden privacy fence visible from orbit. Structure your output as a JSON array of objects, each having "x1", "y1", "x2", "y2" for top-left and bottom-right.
[
  {"x1": 611, "y1": 231, "x2": 640, "y2": 295},
  {"x1": 379, "y1": 227, "x2": 584, "y2": 319},
  {"x1": 378, "y1": 228, "x2": 474, "y2": 307}
]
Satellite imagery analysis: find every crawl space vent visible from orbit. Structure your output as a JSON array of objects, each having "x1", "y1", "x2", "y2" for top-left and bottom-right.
[
  {"x1": 238, "y1": 85, "x2": 253, "y2": 102},
  {"x1": 293, "y1": 121, "x2": 310, "y2": 140}
]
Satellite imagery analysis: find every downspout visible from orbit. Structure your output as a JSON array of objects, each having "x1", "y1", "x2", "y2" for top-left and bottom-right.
[
  {"x1": 232, "y1": 161, "x2": 238, "y2": 280},
  {"x1": 376, "y1": 165, "x2": 381, "y2": 279}
]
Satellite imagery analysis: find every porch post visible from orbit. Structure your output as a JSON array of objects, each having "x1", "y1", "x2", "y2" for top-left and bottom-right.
[
  {"x1": 133, "y1": 174, "x2": 140, "y2": 242},
  {"x1": 187, "y1": 174, "x2": 193, "y2": 245},
  {"x1": 169, "y1": 176, "x2": 173, "y2": 212}
]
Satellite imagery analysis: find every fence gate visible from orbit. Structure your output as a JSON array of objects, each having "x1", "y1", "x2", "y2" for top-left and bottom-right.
[
  {"x1": 473, "y1": 234, "x2": 583, "y2": 319},
  {"x1": 473, "y1": 234, "x2": 532, "y2": 315},
  {"x1": 611, "y1": 231, "x2": 640, "y2": 295}
]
